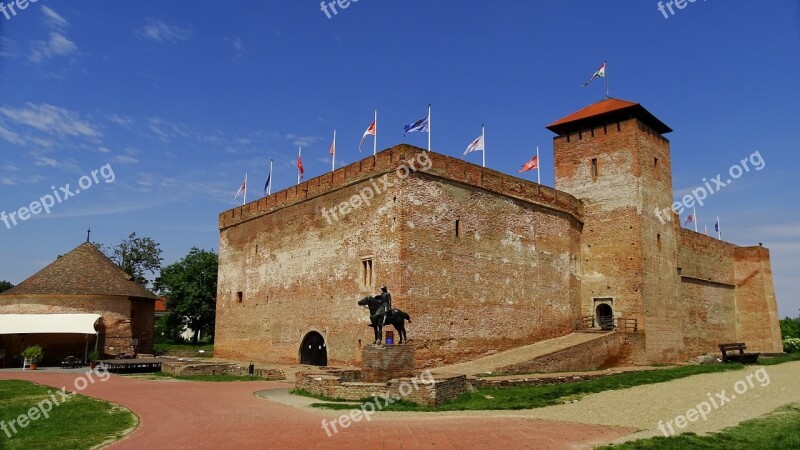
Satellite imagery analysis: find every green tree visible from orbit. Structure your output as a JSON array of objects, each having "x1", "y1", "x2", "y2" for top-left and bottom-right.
[
  {"x1": 780, "y1": 310, "x2": 800, "y2": 340},
  {"x1": 0, "y1": 280, "x2": 13, "y2": 293},
  {"x1": 95, "y1": 233, "x2": 163, "y2": 289},
  {"x1": 154, "y1": 248, "x2": 217, "y2": 344}
]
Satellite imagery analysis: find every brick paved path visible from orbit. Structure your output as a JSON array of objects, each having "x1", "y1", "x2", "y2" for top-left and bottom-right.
[{"x1": 0, "y1": 371, "x2": 633, "y2": 449}]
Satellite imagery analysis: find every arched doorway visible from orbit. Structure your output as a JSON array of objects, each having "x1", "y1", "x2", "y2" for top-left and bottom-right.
[
  {"x1": 596, "y1": 303, "x2": 614, "y2": 330},
  {"x1": 299, "y1": 331, "x2": 327, "y2": 366}
]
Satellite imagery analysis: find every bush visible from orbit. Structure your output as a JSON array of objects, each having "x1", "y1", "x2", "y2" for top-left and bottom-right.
[
  {"x1": 783, "y1": 338, "x2": 800, "y2": 353},
  {"x1": 21, "y1": 345, "x2": 43, "y2": 363}
]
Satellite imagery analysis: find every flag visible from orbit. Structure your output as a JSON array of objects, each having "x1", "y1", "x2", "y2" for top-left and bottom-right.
[
  {"x1": 685, "y1": 214, "x2": 694, "y2": 225},
  {"x1": 714, "y1": 220, "x2": 720, "y2": 232},
  {"x1": 464, "y1": 134, "x2": 484, "y2": 155},
  {"x1": 263, "y1": 161, "x2": 272, "y2": 196},
  {"x1": 359, "y1": 120, "x2": 376, "y2": 152},
  {"x1": 582, "y1": 62, "x2": 606, "y2": 87},
  {"x1": 297, "y1": 154, "x2": 304, "y2": 180},
  {"x1": 404, "y1": 114, "x2": 429, "y2": 136},
  {"x1": 234, "y1": 179, "x2": 246, "y2": 200},
  {"x1": 329, "y1": 133, "x2": 336, "y2": 156},
  {"x1": 518, "y1": 155, "x2": 539, "y2": 173}
]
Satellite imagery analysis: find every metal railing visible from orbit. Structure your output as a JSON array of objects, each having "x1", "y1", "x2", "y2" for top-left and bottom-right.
[{"x1": 576, "y1": 315, "x2": 638, "y2": 332}]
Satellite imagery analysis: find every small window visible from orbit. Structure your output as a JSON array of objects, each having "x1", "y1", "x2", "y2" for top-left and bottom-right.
[
  {"x1": 657, "y1": 233, "x2": 662, "y2": 251},
  {"x1": 455, "y1": 220, "x2": 462, "y2": 238},
  {"x1": 237, "y1": 291, "x2": 243, "y2": 304},
  {"x1": 591, "y1": 158, "x2": 599, "y2": 178},
  {"x1": 361, "y1": 258, "x2": 374, "y2": 288}
]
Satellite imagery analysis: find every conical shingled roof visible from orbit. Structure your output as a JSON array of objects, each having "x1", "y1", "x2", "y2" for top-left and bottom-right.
[{"x1": 1, "y1": 242, "x2": 156, "y2": 299}]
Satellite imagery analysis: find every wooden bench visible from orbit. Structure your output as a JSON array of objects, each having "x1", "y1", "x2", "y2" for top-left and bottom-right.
[
  {"x1": 719, "y1": 343, "x2": 760, "y2": 364},
  {"x1": 61, "y1": 356, "x2": 83, "y2": 368}
]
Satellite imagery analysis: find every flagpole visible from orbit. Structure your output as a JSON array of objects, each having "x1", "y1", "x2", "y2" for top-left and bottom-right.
[
  {"x1": 717, "y1": 215, "x2": 721, "y2": 240},
  {"x1": 605, "y1": 60, "x2": 609, "y2": 98},
  {"x1": 536, "y1": 146, "x2": 541, "y2": 184},
  {"x1": 297, "y1": 146, "x2": 302, "y2": 185},
  {"x1": 481, "y1": 124, "x2": 485, "y2": 168},
  {"x1": 332, "y1": 130, "x2": 336, "y2": 172},
  {"x1": 693, "y1": 206, "x2": 698, "y2": 232},
  {"x1": 427, "y1": 104, "x2": 431, "y2": 152},
  {"x1": 268, "y1": 160, "x2": 273, "y2": 196},
  {"x1": 373, "y1": 110, "x2": 377, "y2": 156},
  {"x1": 243, "y1": 173, "x2": 247, "y2": 206}
]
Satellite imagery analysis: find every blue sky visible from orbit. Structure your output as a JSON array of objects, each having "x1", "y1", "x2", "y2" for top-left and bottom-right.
[{"x1": 0, "y1": 1, "x2": 798, "y2": 317}]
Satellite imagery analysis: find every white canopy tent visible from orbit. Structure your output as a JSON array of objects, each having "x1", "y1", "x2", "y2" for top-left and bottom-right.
[{"x1": 0, "y1": 314, "x2": 101, "y2": 365}]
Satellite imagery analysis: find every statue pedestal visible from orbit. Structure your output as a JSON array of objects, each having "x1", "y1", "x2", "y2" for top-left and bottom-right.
[{"x1": 361, "y1": 344, "x2": 415, "y2": 382}]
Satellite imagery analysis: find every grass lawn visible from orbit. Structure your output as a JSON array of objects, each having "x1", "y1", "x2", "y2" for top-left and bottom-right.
[
  {"x1": 134, "y1": 372, "x2": 262, "y2": 382},
  {"x1": 153, "y1": 343, "x2": 214, "y2": 352},
  {"x1": 307, "y1": 363, "x2": 749, "y2": 411},
  {"x1": 599, "y1": 403, "x2": 800, "y2": 449},
  {"x1": 0, "y1": 380, "x2": 136, "y2": 450}
]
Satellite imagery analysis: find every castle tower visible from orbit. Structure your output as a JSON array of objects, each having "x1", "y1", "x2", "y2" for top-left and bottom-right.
[{"x1": 548, "y1": 98, "x2": 686, "y2": 362}]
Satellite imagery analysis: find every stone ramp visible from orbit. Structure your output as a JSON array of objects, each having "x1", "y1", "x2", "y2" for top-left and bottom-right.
[{"x1": 432, "y1": 332, "x2": 617, "y2": 376}]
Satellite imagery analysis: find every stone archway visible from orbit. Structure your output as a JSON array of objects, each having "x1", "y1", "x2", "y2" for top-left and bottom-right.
[
  {"x1": 299, "y1": 331, "x2": 327, "y2": 366},
  {"x1": 595, "y1": 303, "x2": 614, "y2": 330}
]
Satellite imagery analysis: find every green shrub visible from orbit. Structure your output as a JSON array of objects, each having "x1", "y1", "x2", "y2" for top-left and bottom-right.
[
  {"x1": 783, "y1": 337, "x2": 800, "y2": 353},
  {"x1": 21, "y1": 345, "x2": 43, "y2": 363}
]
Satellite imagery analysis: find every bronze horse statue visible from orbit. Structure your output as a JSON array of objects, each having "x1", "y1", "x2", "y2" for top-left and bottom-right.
[{"x1": 358, "y1": 296, "x2": 411, "y2": 345}]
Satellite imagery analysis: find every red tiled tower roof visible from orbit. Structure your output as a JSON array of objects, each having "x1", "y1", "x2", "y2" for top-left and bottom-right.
[{"x1": 547, "y1": 97, "x2": 672, "y2": 136}]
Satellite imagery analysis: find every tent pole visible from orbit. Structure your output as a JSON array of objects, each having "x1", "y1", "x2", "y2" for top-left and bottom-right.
[{"x1": 84, "y1": 335, "x2": 89, "y2": 365}]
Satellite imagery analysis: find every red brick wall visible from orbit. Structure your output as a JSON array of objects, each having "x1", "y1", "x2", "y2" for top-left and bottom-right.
[
  {"x1": 733, "y1": 246, "x2": 782, "y2": 352},
  {"x1": 677, "y1": 230, "x2": 782, "y2": 355},
  {"x1": 215, "y1": 146, "x2": 584, "y2": 367}
]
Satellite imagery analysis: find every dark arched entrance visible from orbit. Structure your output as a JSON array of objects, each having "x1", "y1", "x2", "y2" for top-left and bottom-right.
[
  {"x1": 596, "y1": 303, "x2": 614, "y2": 330},
  {"x1": 299, "y1": 331, "x2": 327, "y2": 366}
]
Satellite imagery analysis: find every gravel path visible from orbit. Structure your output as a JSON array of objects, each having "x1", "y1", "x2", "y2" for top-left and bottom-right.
[{"x1": 378, "y1": 361, "x2": 800, "y2": 443}]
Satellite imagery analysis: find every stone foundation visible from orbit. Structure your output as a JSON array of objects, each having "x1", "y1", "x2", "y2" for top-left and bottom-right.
[
  {"x1": 295, "y1": 366, "x2": 465, "y2": 407},
  {"x1": 361, "y1": 344, "x2": 415, "y2": 382},
  {"x1": 161, "y1": 360, "x2": 284, "y2": 380}
]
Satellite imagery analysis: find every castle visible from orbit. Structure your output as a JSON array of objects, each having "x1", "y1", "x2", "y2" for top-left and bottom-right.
[{"x1": 214, "y1": 98, "x2": 782, "y2": 368}]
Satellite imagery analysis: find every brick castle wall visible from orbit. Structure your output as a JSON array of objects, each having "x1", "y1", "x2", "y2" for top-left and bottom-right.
[{"x1": 215, "y1": 145, "x2": 584, "y2": 367}]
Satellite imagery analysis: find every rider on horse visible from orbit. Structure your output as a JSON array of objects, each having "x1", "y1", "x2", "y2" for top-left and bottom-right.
[{"x1": 370, "y1": 285, "x2": 392, "y2": 325}]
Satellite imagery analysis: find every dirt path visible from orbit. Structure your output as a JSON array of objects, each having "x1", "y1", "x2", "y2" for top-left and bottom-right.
[{"x1": 381, "y1": 361, "x2": 800, "y2": 442}]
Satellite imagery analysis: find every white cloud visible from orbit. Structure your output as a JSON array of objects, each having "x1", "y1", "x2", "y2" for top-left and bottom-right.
[
  {"x1": 232, "y1": 37, "x2": 244, "y2": 61},
  {"x1": 34, "y1": 156, "x2": 58, "y2": 167},
  {"x1": 0, "y1": 123, "x2": 25, "y2": 145},
  {"x1": 41, "y1": 6, "x2": 69, "y2": 29},
  {"x1": 29, "y1": 32, "x2": 77, "y2": 63},
  {"x1": 112, "y1": 148, "x2": 140, "y2": 165},
  {"x1": 0, "y1": 103, "x2": 101, "y2": 139},
  {"x1": 0, "y1": 37, "x2": 17, "y2": 59},
  {"x1": 108, "y1": 114, "x2": 134, "y2": 128},
  {"x1": 137, "y1": 19, "x2": 192, "y2": 43},
  {"x1": 28, "y1": 7, "x2": 76, "y2": 63},
  {"x1": 0, "y1": 177, "x2": 15, "y2": 186},
  {"x1": 285, "y1": 134, "x2": 323, "y2": 147},
  {"x1": 147, "y1": 117, "x2": 190, "y2": 142}
]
